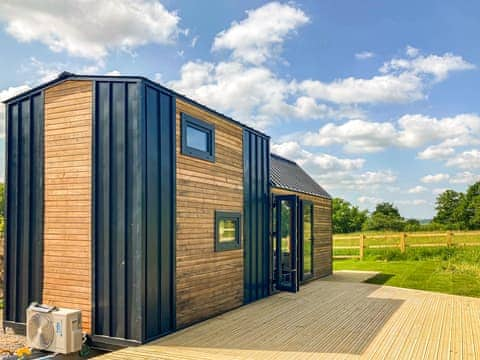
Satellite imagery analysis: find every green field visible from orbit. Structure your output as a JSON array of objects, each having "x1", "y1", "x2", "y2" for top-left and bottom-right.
[{"x1": 334, "y1": 245, "x2": 480, "y2": 298}]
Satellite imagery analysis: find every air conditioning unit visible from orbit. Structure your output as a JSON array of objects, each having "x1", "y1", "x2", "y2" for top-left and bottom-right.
[{"x1": 26, "y1": 303, "x2": 83, "y2": 354}]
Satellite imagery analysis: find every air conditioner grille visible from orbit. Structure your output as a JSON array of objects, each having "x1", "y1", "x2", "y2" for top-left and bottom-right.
[{"x1": 27, "y1": 313, "x2": 55, "y2": 349}]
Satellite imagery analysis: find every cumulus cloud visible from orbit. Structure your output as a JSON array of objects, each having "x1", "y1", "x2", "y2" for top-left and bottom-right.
[
  {"x1": 380, "y1": 50, "x2": 475, "y2": 81},
  {"x1": 301, "y1": 113, "x2": 480, "y2": 154},
  {"x1": 0, "y1": 0, "x2": 182, "y2": 60},
  {"x1": 449, "y1": 172, "x2": 480, "y2": 184},
  {"x1": 358, "y1": 196, "x2": 383, "y2": 205},
  {"x1": 0, "y1": 84, "x2": 31, "y2": 138},
  {"x1": 446, "y1": 149, "x2": 480, "y2": 169},
  {"x1": 271, "y1": 141, "x2": 364, "y2": 173},
  {"x1": 355, "y1": 51, "x2": 375, "y2": 60},
  {"x1": 397, "y1": 199, "x2": 428, "y2": 205},
  {"x1": 212, "y1": 2, "x2": 309, "y2": 65},
  {"x1": 407, "y1": 186, "x2": 428, "y2": 194},
  {"x1": 296, "y1": 72, "x2": 424, "y2": 104},
  {"x1": 302, "y1": 119, "x2": 397, "y2": 153},
  {"x1": 421, "y1": 173, "x2": 450, "y2": 184},
  {"x1": 417, "y1": 144, "x2": 455, "y2": 160}
]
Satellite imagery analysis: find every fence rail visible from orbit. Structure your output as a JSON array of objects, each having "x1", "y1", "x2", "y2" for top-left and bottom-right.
[{"x1": 333, "y1": 231, "x2": 480, "y2": 259}]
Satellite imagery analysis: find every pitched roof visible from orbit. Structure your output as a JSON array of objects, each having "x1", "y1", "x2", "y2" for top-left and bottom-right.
[
  {"x1": 2, "y1": 72, "x2": 268, "y2": 139},
  {"x1": 270, "y1": 154, "x2": 331, "y2": 199}
]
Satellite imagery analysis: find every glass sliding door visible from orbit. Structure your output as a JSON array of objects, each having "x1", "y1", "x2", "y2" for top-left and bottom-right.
[
  {"x1": 274, "y1": 195, "x2": 299, "y2": 292},
  {"x1": 301, "y1": 200, "x2": 314, "y2": 281}
]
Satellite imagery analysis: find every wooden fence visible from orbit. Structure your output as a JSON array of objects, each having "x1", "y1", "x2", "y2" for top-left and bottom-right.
[{"x1": 333, "y1": 231, "x2": 480, "y2": 260}]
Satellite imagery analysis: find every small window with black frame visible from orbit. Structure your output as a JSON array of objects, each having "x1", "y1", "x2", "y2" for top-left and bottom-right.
[
  {"x1": 181, "y1": 112, "x2": 215, "y2": 162},
  {"x1": 215, "y1": 211, "x2": 242, "y2": 251}
]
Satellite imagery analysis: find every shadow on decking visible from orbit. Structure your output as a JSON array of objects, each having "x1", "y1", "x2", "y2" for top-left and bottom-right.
[{"x1": 146, "y1": 280, "x2": 404, "y2": 356}]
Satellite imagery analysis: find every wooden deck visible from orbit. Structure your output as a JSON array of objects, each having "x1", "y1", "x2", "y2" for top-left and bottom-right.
[{"x1": 99, "y1": 275, "x2": 480, "y2": 359}]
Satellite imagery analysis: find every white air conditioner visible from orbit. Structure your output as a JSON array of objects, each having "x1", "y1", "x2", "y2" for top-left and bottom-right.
[{"x1": 26, "y1": 303, "x2": 83, "y2": 354}]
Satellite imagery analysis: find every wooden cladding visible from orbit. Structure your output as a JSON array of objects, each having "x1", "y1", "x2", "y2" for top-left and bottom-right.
[
  {"x1": 175, "y1": 98, "x2": 244, "y2": 328},
  {"x1": 43, "y1": 80, "x2": 93, "y2": 332},
  {"x1": 272, "y1": 188, "x2": 333, "y2": 279}
]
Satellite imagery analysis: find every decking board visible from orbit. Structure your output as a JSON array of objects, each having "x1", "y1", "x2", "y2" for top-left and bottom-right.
[{"x1": 98, "y1": 279, "x2": 480, "y2": 360}]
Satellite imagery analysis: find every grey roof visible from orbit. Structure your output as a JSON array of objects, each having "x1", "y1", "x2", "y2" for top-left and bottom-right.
[{"x1": 270, "y1": 154, "x2": 331, "y2": 199}]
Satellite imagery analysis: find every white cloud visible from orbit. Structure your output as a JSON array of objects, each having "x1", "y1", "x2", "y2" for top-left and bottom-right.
[
  {"x1": 301, "y1": 113, "x2": 480, "y2": 154},
  {"x1": 421, "y1": 173, "x2": 450, "y2": 184},
  {"x1": 297, "y1": 50, "x2": 473, "y2": 105},
  {"x1": 380, "y1": 51, "x2": 475, "y2": 81},
  {"x1": 408, "y1": 185, "x2": 427, "y2": 194},
  {"x1": 191, "y1": 35, "x2": 199, "y2": 48},
  {"x1": 397, "y1": 199, "x2": 428, "y2": 205},
  {"x1": 170, "y1": 60, "x2": 292, "y2": 129},
  {"x1": 355, "y1": 51, "x2": 375, "y2": 60},
  {"x1": 396, "y1": 113, "x2": 480, "y2": 148},
  {"x1": 446, "y1": 149, "x2": 480, "y2": 169},
  {"x1": 417, "y1": 144, "x2": 455, "y2": 160},
  {"x1": 105, "y1": 70, "x2": 121, "y2": 76},
  {"x1": 212, "y1": 2, "x2": 309, "y2": 65},
  {"x1": 449, "y1": 172, "x2": 480, "y2": 184},
  {"x1": 406, "y1": 45, "x2": 420, "y2": 58},
  {"x1": 302, "y1": 119, "x2": 397, "y2": 153},
  {"x1": 0, "y1": 84, "x2": 31, "y2": 138},
  {"x1": 271, "y1": 141, "x2": 364, "y2": 173},
  {"x1": 297, "y1": 72, "x2": 424, "y2": 104},
  {"x1": 0, "y1": 0, "x2": 182, "y2": 60},
  {"x1": 432, "y1": 188, "x2": 448, "y2": 195},
  {"x1": 358, "y1": 196, "x2": 383, "y2": 205}
]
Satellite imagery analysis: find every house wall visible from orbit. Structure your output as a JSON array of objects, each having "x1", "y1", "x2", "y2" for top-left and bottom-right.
[
  {"x1": 4, "y1": 92, "x2": 44, "y2": 326},
  {"x1": 43, "y1": 80, "x2": 93, "y2": 332},
  {"x1": 272, "y1": 188, "x2": 332, "y2": 279},
  {"x1": 175, "y1": 98, "x2": 244, "y2": 328}
]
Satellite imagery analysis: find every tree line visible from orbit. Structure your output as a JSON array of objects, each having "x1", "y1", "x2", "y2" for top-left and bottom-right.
[{"x1": 333, "y1": 181, "x2": 480, "y2": 234}]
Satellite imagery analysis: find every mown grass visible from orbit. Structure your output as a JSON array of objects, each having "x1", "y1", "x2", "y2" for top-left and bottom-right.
[{"x1": 334, "y1": 246, "x2": 480, "y2": 297}]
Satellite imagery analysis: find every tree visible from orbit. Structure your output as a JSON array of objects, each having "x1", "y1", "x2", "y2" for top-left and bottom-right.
[
  {"x1": 372, "y1": 202, "x2": 401, "y2": 218},
  {"x1": 363, "y1": 202, "x2": 405, "y2": 231},
  {"x1": 433, "y1": 190, "x2": 464, "y2": 226},
  {"x1": 332, "y1": 198, "x2": 367, "y2": 234},
  {"x1": 462, "y1": 182, "x2": 480, "y2": 229}
]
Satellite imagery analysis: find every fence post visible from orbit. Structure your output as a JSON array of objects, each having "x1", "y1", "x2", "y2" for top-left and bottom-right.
[
  {"x1": 400, "y1": 233, "x2": 406, "y2": 253},
  {"x1": 446, "y1": 231, "x2": 453, "y2": 247},
  {"x1": 359, "y1": 234, "x2": 365, "y2": 260}
]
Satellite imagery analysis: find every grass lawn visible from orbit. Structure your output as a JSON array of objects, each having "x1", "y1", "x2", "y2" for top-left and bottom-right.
[{"x1": 334, "y1": 246, "x2": 480, "y2": 298}]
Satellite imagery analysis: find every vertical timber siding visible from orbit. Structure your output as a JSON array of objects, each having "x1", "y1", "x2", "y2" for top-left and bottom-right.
[
  {"x1": 243, "y1": 130, "x2": 270, "y2": 303},
  {"x1": 5, "y1": 93, "x2": 44, "y2": 325},
  {"x1": 176, "y1": 98, "x2": 244, "y2": 328},
  {"x1": 43, "y1": 80, "x2": 92, "y2": 332},
  {"x1": 272, "y1": 188, "x2": 332, "y2": 279}
]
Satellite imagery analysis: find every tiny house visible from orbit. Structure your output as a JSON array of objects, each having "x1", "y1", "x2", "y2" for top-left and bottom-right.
[{"x1": 3, "y1": 73, "x2": 332, "y2": 348}]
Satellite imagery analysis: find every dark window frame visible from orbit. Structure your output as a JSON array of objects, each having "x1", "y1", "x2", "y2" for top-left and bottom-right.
[
  {"x1": 301, "y1": 200, "x2": 314, "y2": 281},
  {"x1": 215, "y1": 211, "x2": 242, "y2": 252},
  {"x1": 181, "y1": 112, "x2": 215, "y2": 162}
]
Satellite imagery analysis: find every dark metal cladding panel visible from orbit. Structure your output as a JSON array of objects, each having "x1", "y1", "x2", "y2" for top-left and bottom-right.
[
  {"x1": 93, "y1": 80, "x2": 175, "y2": 343},
  {"x1": 93, "y1": 81, "x2": 144, "y2": 342},
  {"x1": 4, "y1": 93, "x2": 44, "y2": 324},
  {"x1": 144, "y1": 85, "x2": 175, "y2": 341},
  {"x1": 243, "y1": 129, "x2": 271, "y2": 303}
]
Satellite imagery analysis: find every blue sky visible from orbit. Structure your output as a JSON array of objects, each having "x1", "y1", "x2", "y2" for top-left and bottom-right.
[{"x1": 0, "y1": 0, "x2": 479, "y2": 219}]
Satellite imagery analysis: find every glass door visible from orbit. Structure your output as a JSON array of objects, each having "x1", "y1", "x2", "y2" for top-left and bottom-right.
[{"x1": 274, "y1": 195, "x2": 299, "y2": 292}]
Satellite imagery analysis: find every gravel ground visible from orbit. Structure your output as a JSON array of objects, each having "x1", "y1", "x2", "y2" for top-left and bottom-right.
[{"x1": 0, "y1": 317, "x2": 26, "y2": 356}]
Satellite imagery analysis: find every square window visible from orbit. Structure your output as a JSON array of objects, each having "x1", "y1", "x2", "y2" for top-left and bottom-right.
[
  {"x1": 215, "y1": 211, "x2": 242, "y2": 251},
  {"x1": 181, "y1": 113, "x2": 215, "y2": 162}
]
